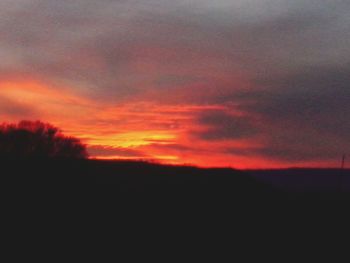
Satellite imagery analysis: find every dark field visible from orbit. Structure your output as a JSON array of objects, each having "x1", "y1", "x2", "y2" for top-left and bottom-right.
[
  {"x1": 3, "y1": 159, "x2": 350, "y2": 246},
  {"x1": 3, "y1": 159, "x2": 349, "y2": 201}
]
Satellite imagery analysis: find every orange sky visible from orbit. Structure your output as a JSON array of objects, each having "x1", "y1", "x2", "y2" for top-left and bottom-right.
[
  {"x1": 0, "y1": 1, "x2": 348, "y2": 168},
  {"x1": 0, "y1": 79, "x2": 340, "y2": 169}
]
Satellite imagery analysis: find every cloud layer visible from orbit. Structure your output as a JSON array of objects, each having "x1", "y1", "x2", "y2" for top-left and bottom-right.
[{"x1": 0, "y1": 0, "x2": 349, "y2": 168}]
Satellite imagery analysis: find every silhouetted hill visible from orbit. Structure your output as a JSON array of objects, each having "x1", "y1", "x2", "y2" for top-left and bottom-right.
[
  {"x1": 249, "y1": 168, "x2": 350, "y2": 193},
  {"x1": 2, "y1": 158, "x2": 270, "y2": 194},
  {"x1": 2, "y1": 159, "x2": 349, "y2": 201},
  {"x1": 3, "y1": 159, "x2": 350, "y2": 244}
]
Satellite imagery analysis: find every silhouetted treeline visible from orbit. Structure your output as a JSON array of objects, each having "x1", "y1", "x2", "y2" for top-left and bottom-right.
[{"x1": 0, "y1": 120, "x2": 88, "y2": 159}]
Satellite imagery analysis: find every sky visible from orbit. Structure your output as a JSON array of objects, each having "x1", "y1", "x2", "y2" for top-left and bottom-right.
[{"x1": 0, "y1": 0, "x2": 349, "y2": 168}]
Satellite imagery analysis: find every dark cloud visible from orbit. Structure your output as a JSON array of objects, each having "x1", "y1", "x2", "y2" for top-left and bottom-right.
[
  {"x1": 2, "y1": 0, "x2": 348, "y2": 103},
  {"x1": 240, "y1": 64, "x2": 350, "y2": 139},
  {"x1": 195, "y1": 110, "x2": 257, "y2": 140},
  {"x1": 256, "y1": 136, "x2": 342, "y2": 161},
  {"x1": 213, "y1": 63, "x2": 350, "y2": 162},
  {"x1": 227, "y1": 126, "x2": 345, "y2": 162}
]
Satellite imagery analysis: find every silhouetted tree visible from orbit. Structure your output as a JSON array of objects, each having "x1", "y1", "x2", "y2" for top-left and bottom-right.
[{"x1": 0, "y1": 120, "x2": 88, "y2": 159}]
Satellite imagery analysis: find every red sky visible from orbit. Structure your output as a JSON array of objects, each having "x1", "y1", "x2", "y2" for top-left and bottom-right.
[
  {"x1": 0, "y1": 78, "x2": 343, "y2": 169},
  {"x1": 0, "y1": 1, "x2": 349, "y2": 168}
]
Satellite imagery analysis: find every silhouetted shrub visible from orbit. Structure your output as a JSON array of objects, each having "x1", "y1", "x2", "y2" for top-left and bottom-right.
[{"x1": 0, "y1": 120, "x2": 88, "y2": 159}]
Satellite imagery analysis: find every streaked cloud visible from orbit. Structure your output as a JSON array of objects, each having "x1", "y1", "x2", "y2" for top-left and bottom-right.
[{"x1": 0, "y1": 0, "x2": 349, "y2": 167}]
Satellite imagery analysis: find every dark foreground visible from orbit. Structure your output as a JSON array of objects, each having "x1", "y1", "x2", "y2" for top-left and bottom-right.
[
  {"x1": 3, "y1": 158, "x2": 350, "y2": 254},
  {"x1": 2, "y1": 158, "x2": 349, "y2": 200}
]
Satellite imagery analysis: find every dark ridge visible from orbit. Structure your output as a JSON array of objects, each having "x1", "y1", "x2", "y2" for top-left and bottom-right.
[
  {"x1": 1, "y1": 158, "x2": 280, "y2": 204},
  {"x1": 3, "y1": 159, "x2": 350, "y2": 237},
  {"x1": 2, "y1": 158, "x2": 349, "y2": 199}
]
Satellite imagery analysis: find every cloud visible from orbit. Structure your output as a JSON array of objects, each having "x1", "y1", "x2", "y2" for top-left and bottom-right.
[
  {"x1": 198, "y1": 63, "x2": 350, "y2": 163},
  {"x1": 235, "y1": 63, "x2": 350, "y2": 141},
  {"x1": 1, "y1": 1, "x2": 349, "y2": 102},
  {"x1": 194, "y1": 109, "x2": 257, "y2": 140},
  {"x1": 0, "y1": 0, "x2": 349, "y2": 166},
  {"x1": 227, "y1": 128, "x2": 345, "y2": 162},
  {"x1": 0, "y1": 96, "x2": 35, "y2": 117}
]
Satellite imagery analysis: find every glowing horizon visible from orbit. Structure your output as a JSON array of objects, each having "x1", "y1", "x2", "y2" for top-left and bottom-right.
[
  {"x1": 0, "y1": 1, "x2": 349, "y2": 169},
  {"x1": 0, "y1": 79, "x2": 341, "y2": 169}
]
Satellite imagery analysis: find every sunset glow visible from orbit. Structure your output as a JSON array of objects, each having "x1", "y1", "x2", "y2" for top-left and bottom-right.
[{"x1": 1, "y1": 1, "x2": 349, "y2": 168}]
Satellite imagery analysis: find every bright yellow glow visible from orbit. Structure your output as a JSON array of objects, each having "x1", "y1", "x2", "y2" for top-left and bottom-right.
[
  {"x1": 87, "y1": 131, "x2": 177, "y2": 148},
  {"x1": 91, "y1": 154, "x2": 178, "y2": 161},
  {"x1": 90, "y1": 156, "x2": 144, "y2": 160},
  {"x1": 153, "y1": 155, "x2": 179, "y2": 161}
]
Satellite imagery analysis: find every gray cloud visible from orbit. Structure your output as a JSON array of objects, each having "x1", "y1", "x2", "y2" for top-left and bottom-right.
[
  {"x1": 195, "y1": 109, "x2": 257, "y2": 140},
  {"x1": 1, "y1": 1, "x2": 349, "y2": 101},
  {"x1": 237, "y1": 63, "x2": 350, "y2": 139},
  {"x1": 218, "y1": 63, "x2": 350, "y2": 161},
  {"x1": 1, "y1": 0, "x2": 349, "y2": 164},
  {"x1": 227, "y1": 128, "x2": 345, "y2": 162}
]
